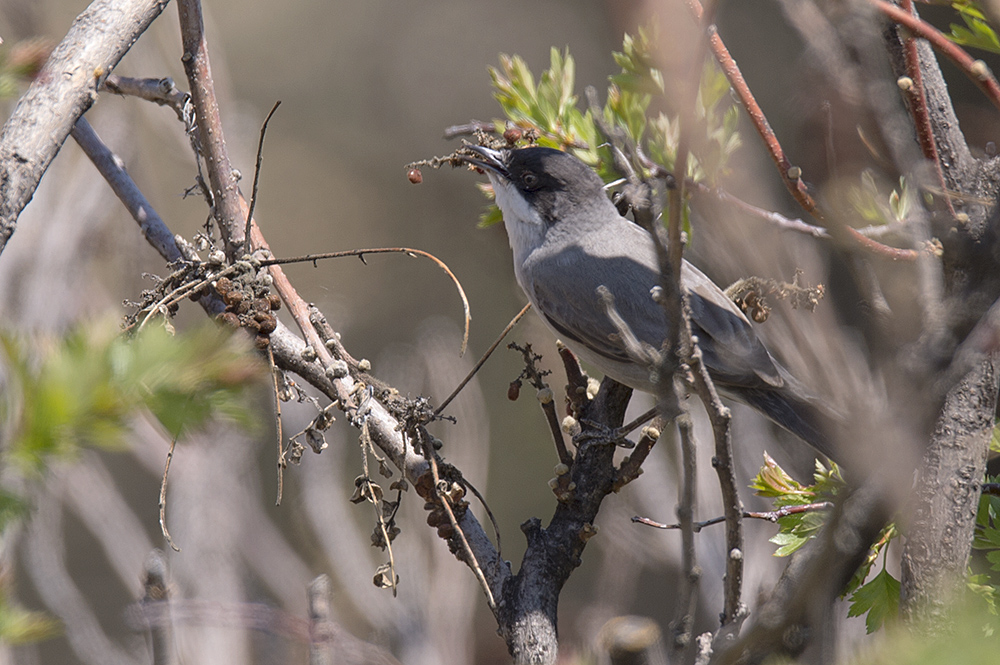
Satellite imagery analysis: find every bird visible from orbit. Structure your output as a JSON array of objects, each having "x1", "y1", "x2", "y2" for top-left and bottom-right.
[{"x1": 459, "y1": 144, "x2": 835, "y2": 459}]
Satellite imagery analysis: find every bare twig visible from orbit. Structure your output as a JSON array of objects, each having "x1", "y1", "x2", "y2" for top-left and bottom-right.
[
  {"x1": 269, "y1": 346, "x2": 285, "y2": 506},
  {"x1": 443, "y1": 120, "x2": 496, "y2": 139},
  {"x1": 435, "y1": 302, "x2": 531, "y2": 416},
  {"x1": 418, "y1": 431, "x2": 498, "y2": 610},
  {"x1": 357, "y1": 421, "x2": 399, "y2": 597},
  {"x1": 159, "y1": 436, "x2": 181, "y2": 553},
  {"x1": 70, "y1": 117, "x2": 187, "y2": 265},
  {"x1": 104, "y1": 74, "x2": 193, "y2": 125},
  {"x1": 0, "y1": 0, "x2": 170, "y2": 255},
  {"x1": 686, "y1": 0, "x2": 919, "y2": 262},
  {"x1": 178, "y1": 0, "x2": 245, "y2": 254},
  {"x1": 508, "y1": 342, "x2": 572, "y2": 466},
  {"x1": 632, "y1": 501, "x2": 835, "y2": 530},
  {"x1": 873, "y1": 0, "x2": 1000, "y2": 113},
  {"x1": 262, "y1": 249, "x2": 471, "y2": 356},
  {"x1": 614, "y1": 418, "x2": 666, "y2": 491},
  {"x1": 688, "y1": 181, "x2": 829, "y2": 239},
  {"x1": 896, "y1": 0, "x2": 956, "y2": 218},
  {"x1": 243, "y1": 100, "x2": 281, "y2": 254},
  {"x1": 672, "y1": 411, "x2": 699, "y2": 658},
  {"x1": 688, "y1": 342, "x2": 743, "y2": 628}
]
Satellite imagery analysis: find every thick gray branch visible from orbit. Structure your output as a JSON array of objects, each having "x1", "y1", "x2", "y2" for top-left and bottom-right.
[{"x1": 0, "y1": 0, "x2": 171, "y2": 255}]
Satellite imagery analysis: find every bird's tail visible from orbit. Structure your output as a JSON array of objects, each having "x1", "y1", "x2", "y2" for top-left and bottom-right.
[{"x1": 734, "y1": 386, "x2": 839, "y2": 462}]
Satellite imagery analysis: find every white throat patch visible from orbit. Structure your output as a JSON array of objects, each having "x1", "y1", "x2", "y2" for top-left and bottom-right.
[{"x1": 490, "y1": 176, "x2": 546, "y2": 273}]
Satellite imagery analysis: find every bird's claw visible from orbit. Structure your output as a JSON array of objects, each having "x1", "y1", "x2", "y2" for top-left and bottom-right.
[{"x1": 573, "y1": 419, "x2": 636, "y2": 449}]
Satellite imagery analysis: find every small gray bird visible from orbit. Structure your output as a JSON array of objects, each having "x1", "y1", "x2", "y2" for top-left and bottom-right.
[{"x1": 461, "y1": 145, "x2": 834, "y2": 458}]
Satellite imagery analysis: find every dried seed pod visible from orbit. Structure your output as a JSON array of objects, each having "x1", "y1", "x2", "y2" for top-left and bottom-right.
[
  {"x1": 223, "y1": 290, "x2": 243, "y2": 306},
  {"x1": 508, "y1": 380, "x2": 521, "y2": 401},
  {"x1": 503, "y1": 127, "x2": 522, "y2": 144},
  {"x1": 257, "y1": 314, "x2": 277, "y2": 335}
]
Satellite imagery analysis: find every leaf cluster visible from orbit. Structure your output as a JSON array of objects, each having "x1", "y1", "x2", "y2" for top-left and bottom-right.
[
  {"x1": 848, "y1": 172, "x2": 914, "y2": 227},
  {"x1": 750, "y1": 453, "x2": 843, "y2": 556},
  {"x1": 970, "y1": 474, "x2": 1000, "y2": 617},
  {"x1": 1, "y1": 321, "x2": 266, "y2": 473},
  {"x1": 0, "y1": 320, "x2": 266, "y2": 644},
  {"x1": 946, "y1": 1, "x2": 1000, "y2": 54},
  {"x1": 482, "y1": 28, "x2": 741, "y2": 226},
  {"x1": 751, "y1": 453, "x2": 903, "y2": 633}
]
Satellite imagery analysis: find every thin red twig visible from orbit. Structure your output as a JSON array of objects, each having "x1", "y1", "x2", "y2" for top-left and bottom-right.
[
  {"x1": 897, "y1": 0, "x2": 955, "y2": 219},
  {"x1": 874, "y1": 0, "x2": 1000, "y2": 114},
  {"x1": 686, "y1": 0, "x2": 920, "y2": 262}
]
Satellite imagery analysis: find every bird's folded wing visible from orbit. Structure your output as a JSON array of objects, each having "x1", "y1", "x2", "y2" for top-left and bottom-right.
[
  {"x1": 526, "y1": 244, "x2": 786, "y2": 390},
  {"x1": 525, "y1": 245, "x2": 670, "y2": 364}
]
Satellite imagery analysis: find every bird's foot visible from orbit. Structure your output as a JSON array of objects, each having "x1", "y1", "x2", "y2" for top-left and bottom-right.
[{"x1": 574, "y1": 420, "x2": 636, "y2": 449}]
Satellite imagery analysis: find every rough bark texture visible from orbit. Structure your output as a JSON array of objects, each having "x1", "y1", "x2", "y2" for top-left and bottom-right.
[
  {"x1": 498, "y1": 380, "x2": 633, "y2": 664},
  {"x1": 901, "y1": 358, "x2": 998, "y2": 622},
  {"x1": 882, "y1": 13, "x2": 1000, "y2": 620},
  {"x1": 0, "y1": 0, "x2": 171, "y2": 255}
]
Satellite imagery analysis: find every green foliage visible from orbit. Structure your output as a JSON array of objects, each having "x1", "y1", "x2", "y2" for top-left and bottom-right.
[
  {"x1": 0, "y1": 585, "x2": 60, "y2": 645},
  {"x1": 848, "y1": 172, "x2": 913, "y2": 226},
  {"x1": 1, "y1": 320, "x2": 265, "y2": 473},
  {"x1": 846, "y1": 600, "x2": 1000, "y2": 664},
  {"x1": 490, "y1": 48, "x2": 601, "y2": 160},
  {"x1": 989, "y1": 425, "x2": 1000, "y2": 454},
  {"x1": 484, "y1": 28, "x2": 742, "y2": 226},
  {"x1": 0, "y1": 317, "x2": 266, "y2": 647},
  {"x1": 751, "y1": 454, "x2": 905, "y2": 632},
  {"x1": 967, "y1": 572, "x2": 1000, "y2": 626},
  {"x1": 749, "y1": 453, "x2": 844, "y2": 556},
  {"x1": 847, "y1": 565, "x2": 901, "y2": 633},
  {"x1": 946, "y1": 2, "x2": 1000, "y2": 54},
  {"x1": 971, "y1": 476, "x2": 1000, "y2": 610}
]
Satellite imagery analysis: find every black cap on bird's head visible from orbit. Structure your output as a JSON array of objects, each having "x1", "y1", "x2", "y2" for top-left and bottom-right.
[{"x1": 459, "y1": 146, "x2": 613, "y2": 225}]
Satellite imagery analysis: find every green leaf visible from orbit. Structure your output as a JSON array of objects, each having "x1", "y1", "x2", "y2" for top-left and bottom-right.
[
  {"x1": 947, "y1": 1, "x2": 1000, "y2": 54},
  {"x1": 768, "y1": 509, "x2": 829, "y2": 557},
  {"x1": 847, "y1": 567, "x2": 901, "y2": 633},
  {"x1": 1, "y1": 320, "x2": 266, "y2": 473},
  {"x1": 750, "y1": 452, "x2": 815, "y2": 503}
]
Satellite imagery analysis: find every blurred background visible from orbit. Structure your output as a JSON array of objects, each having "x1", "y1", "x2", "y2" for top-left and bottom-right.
[{"x1": 0, "y1": 0, "x2": 998, "y2": 663}]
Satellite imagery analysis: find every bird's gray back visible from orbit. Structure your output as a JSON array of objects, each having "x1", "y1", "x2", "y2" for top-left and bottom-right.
[{"x1": 522, "y1": 215, "x2": 784, "y2": 391}]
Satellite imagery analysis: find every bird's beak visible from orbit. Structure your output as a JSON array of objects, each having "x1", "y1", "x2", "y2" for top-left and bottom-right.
[{"x1": 459, "y1": 145, "x2": 509, "y2": 180}]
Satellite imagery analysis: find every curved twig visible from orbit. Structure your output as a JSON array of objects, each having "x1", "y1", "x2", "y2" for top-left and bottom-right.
[
  {"x1": 262, "y1": 248, "x2": 471, "y2": 356},
  {"x1": 434, "y1": 302, "x2": 531, "y2": 416},
  {"x1": 159, "y1": 436, "x2": 181, "y2": 552}
]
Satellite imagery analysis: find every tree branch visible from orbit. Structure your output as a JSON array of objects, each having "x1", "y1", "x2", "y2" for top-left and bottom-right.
[{"x1": 0, "y1": 0, "x2": 170, "y2": 255}]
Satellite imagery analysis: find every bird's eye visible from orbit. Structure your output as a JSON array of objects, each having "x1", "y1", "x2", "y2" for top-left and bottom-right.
[{"x1": 521, "y1": 172, "x2": 539, "y2": 189}]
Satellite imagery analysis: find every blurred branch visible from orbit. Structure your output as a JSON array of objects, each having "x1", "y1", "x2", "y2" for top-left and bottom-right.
[
  {"x1": 141, "y1": 551, "x2": 174, "y2": 665},
  {"x1": 687, "y1": 0, "x2": 919, "y2": 261}
]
